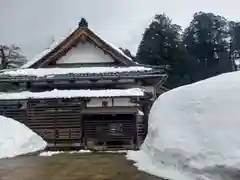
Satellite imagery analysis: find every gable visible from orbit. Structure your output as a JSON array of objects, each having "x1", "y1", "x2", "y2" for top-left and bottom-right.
[
  {"x1": 56, "y1": 41, "x2": 115, "y2": 65},
  {"x1": 21, "y1": 20, "x2": 135, "y2": 68}
]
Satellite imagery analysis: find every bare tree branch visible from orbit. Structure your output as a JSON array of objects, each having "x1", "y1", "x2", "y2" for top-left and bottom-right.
[{"x1": 0, "y1": 45, "x2": 27, "y2": 70}]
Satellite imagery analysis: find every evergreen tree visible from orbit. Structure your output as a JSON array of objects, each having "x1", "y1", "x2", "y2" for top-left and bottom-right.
[
  {"x1": 136, "y1": 14, "x2": 181, "y2": 65},
  {"x1": 136, "y1": 14, "x2": 197, "y2": 88},
  {"x1": 0, "y1": 45, "x2": 27, "y2": 69},
  {"x1": 183, "y1": 12, "x2": 231, "y2": 80},
  {"x1": 228, "y1": 21, "x2": 240, "y2": 70}
]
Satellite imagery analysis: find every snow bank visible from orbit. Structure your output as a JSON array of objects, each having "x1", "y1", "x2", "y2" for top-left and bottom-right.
[
  {"x1": 3, "y1": 66, "x2": 152, "y2": 77},
  {"x1": 127, "y1": 71, "x2": 240, "y2": 180},
  {"x1": 0, "y1": 88, "x2": 144, "y2": 100},
  {"x1": 0, "y1": 116, "x2": 47, "y2": 159}
]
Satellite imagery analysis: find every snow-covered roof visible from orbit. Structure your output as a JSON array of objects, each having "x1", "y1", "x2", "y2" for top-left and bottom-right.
[
  {"x1": 21, "y1": 22, "x2": 135, "y2": 68},
  {"x1": 92, "y1": 30, "x2": 133, "y2": 61},
  {"x1": 21, "y1": 41, "x2": 60, "y2": 69},
  {"x1": 0, "y1": 88, "x2": 144, "y2": 100},
  {"x1": 2, "y1": 66, "x2": 152, "y2": 77}
]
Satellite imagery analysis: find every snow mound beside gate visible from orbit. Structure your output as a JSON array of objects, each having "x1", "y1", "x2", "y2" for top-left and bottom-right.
[
  {"x1": 0, "y1": 116, "x2": 47, "y2": 159},
  {"x1": 127, "y1": 71, "x2": 240, "y2": 180}
]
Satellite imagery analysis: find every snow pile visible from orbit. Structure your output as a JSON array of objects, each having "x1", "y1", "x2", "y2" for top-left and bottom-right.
[
  {"x1": 3, "y1": 66, "x2": 152, "y2": 77},
  {"x1": 137, "y1": 109, "x2": 144, "y2": 116},
  {"x1": 39, "y1": 150, "x2": 127, "y2": 156},
  {"x1": 127, "y1": 71, "x2": 240, "y2": 180},
  {"x1": 103, "y1": 150, "x2": 127, "y2": 153},
  {"x1": 0, "y1": 116, "x2": 47, "y2": 159},
  {"x1": 69, "y1": 150, "x2": 92, "y2": 154},
  {"x1": 39, "y1": 150, "x2": 92, "y2": 156},
  {"x1": 0, "y1": 88, "x2": 144, "y2": 100},
  {"x1": 39, "y1": 151, "x2": 64, "y2": 156}
]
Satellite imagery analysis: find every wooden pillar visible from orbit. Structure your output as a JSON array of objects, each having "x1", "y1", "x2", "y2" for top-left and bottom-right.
[
  {"x1": 136, "y1": 114, "x2": 144, "y2": 149},
  {"x1": 142, "y1": 102, "x2": 152, "y2": 140}
]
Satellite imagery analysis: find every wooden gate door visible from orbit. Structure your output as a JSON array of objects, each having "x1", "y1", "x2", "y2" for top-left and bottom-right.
[{"x1": 27, "y1": 99, "x2": 84, "y2": 148}]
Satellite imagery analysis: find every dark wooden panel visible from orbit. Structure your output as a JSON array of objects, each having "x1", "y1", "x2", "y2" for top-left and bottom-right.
[
  {"x1": 0, "y1": 98, "x2": 146, "y2": 150},
  {"x1": 82, "y1": 114, "x2": 136, "y2": 142},
  {"x1": 27, "y1": 99, "x2": 83, "y2": 146}
]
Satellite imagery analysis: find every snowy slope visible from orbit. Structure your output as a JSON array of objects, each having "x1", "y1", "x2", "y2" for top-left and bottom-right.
[
  {"x1": 127, "y1": 71, "x2": 240, "y2": 180},
  {"x1": 0, "y1": 116, "x2": 47, "y2": 159}
]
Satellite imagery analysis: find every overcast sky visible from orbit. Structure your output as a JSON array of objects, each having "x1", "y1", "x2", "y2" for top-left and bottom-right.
[{"x1": 0, "y1": 0, "x2": 240, "y2": 60}]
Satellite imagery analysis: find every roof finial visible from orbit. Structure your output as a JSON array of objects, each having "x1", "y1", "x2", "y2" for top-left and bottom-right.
[{"x1": 78, "y1": 18, "x2": 88, "y2": 28}]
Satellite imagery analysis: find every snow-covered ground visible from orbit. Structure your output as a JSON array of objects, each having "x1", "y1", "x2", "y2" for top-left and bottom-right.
[
  {"x1": 0, "y1": 116, "x2": 47, "y2": 159},
  {"x1": 39, "y1": 150, "x2": 126, "y2": 156},
  {"x1": 39, "y1": 151, "x2": 65, "y2": 157},
  {"x1": 127, "y1": 71, "x2": 240, "y2": 180},
  {"x1": 39, "y1": 150, "x2": 92, "y2": 156}
]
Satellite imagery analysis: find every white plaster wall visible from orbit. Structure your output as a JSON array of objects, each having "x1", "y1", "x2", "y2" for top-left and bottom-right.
[
  {"x1": 56, "y1": 42, "x2": 114, "y2": 64},
  {"x1": 87, "y1": 98, "x2": 112, "y2": 107},
  {"x1": 86, "y1": 98, "x2": 137, "y2": 107},
  {"x1": 113, "y1": 98, "x2": 137, "y2": 106}
]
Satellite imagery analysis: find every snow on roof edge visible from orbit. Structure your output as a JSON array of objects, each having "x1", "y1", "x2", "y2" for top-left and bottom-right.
[
  {"x1": 21, "y1": 40, "x2": 62, "y2": 69},
  {"x1": 101, "y1": 38, "x2": 133, "y2": 61},
  {"x1": 90, "y1": 28, "x2": 134, "y2": 62},
  {"x1": 21, "y1": 28, "x2": 76, "y2": 69},
  {"x1": 3, "y1": 66, "x2": 152, "y2": 77},
  {"x1": 0, "y1": 88, "x2": 145, "y2": 100}
]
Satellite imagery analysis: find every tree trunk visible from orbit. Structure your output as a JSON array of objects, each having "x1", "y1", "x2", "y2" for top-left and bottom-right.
[{"x1": 0, "y1": 48, "x2": 7, "y2": 70}]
